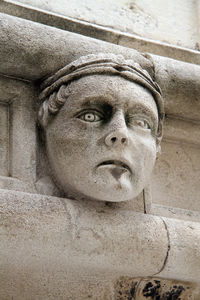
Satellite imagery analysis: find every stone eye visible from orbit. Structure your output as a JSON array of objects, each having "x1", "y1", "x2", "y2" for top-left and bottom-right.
[
  {"x1": 78, "y1": 112, "x2": 102, "y2": 122},
  {"x1": 126, "y1": 114, "x2": 152, "y2": 130},
  {"x1": 134, "y1": 119, "x2": 150, "y2": 129}
]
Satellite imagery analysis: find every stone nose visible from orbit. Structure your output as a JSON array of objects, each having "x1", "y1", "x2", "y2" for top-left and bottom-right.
[{"x1": 104, "y1": 129, "x2": 129, "y2": 147}]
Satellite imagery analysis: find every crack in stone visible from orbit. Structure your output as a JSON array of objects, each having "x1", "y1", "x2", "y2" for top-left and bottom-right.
[
  {"x1": 0, "y1": 72, "x2": 30, "y2": 82},
  {"x1": 143, "y1": 189, "x2": 147, "y2": 214},
  {"x1": 153, "y1": 217, "x2": 171, "y2": 276}
]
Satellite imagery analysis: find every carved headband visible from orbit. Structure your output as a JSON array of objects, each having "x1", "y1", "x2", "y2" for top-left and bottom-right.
[{"x1": 39, "y1": 53, "x2": 164, "y2": 140}]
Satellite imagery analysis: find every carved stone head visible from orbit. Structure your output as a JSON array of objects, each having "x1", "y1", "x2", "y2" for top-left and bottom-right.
[{"x1": 38, "y1": 53, "x2": 164, "y2": 202}]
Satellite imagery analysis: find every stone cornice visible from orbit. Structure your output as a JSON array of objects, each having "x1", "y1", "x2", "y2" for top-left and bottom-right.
[
  {"x1": 1, "y1": 12, "x2": 200, "y2": 123},
  {"x1": 1, "y1": 0, "x2": 200, "y2": 65}
]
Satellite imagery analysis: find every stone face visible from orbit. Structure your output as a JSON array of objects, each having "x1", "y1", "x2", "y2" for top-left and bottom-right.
[
  {"x1": 0, "y1": 14, "x2": 199, "y2": 215},
  {"x1": 38, "y1": 54, "x2": 163, "y2": 202},
  {"x1": 0, "y1": 14, "x2": 199, "y2": 213}
]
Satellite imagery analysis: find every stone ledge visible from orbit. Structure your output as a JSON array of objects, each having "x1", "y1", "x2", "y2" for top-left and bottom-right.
[
  {"x1": 0, "y1": 189, "x2": 200, "y2": 286},
  {"x1": 1, "y1": 0, "x2": 200, "y2": 65},
  {"x1": 0, "y1": 13, "x2": 200, "y2": 123},
  {"x1": 151, "y1": 204, "x2": 200, "y2": 223}
]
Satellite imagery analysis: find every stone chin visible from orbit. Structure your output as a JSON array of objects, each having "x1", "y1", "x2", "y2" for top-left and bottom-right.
[
  {"x1": 48, "y1": 169, "x2": 139, "y2": 203},
  {"x1": 88, "y1": 163, "x2": 144, "y2": 202},
  {"x1": 45, "y1": 143, "x2": 156, "y2": 203}
]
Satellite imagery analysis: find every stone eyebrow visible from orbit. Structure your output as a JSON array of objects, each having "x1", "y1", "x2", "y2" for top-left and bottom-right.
[
  {"x1": 126, "y1": 104, "x2": 158, "y2": 128},
  {"x1": 78, "y1": 96, "x2": 110, "y2": 106},
  {"x1": 127, "y1": 103, "x2": 158, "y2": 117}
]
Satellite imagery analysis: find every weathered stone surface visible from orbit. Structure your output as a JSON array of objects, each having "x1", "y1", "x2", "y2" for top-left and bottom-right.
[
  {"x1": 1, "y1": 13, "x2": 200, "y2": 122},
  {"x1": 37, "y1": 53, "x2": 163, "y2": 204},
  {"x1": 151, "y1": 141, "x2": 200, "y2": 212},
  {"x1": 3, "y1": 0, "x2": 199, "y2": 50},
  {"x1": 163, "y1": 117, "x2": 200, "y2": 147},
  {"x1": 0, "y1": 103, "x2": 9, "y2": 176},
  {"x1": 0, "y1": 189, "x2": 168, "y2": 298},
  {"x1": 1, "y1": 0, "x2": 200, "y2": 65},
  {"x1": 0, "y1": 12, "x2": 152, "y2": 81},
  {"x1": 0, "y1": 76, "x2": 36, "y2": 185},
  {"x1": 114, "y1": 277, "x2": 200, "y2": 299},
  {"x1": 0, "y1": 15, "x2": 200, "y2": 215},
  {"x1": 151, "y1": 204, "x2": 200, "y2": 223},
  {"x1": 0, "y1": 189, "x2": 200, "y2": 299},
  {"x1": 0, "y1": 5, "x2": 200, "y2": 298},
  {"x1": 160, "y1": 217, "x2": 200, "y2": 283},
  {"x1": 150, "y1": 54, "x2": 200, "y2": 122}
]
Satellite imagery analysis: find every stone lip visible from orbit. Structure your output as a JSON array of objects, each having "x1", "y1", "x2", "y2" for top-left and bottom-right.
[
  {"x1": 0, "y1": 189, "x2": 200, "y2": 285},
  {"x1": 96, "y1": 159, "x2": 132, "y2": 174}
]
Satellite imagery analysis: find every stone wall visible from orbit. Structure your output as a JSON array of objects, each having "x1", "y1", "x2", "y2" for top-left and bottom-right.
[
  {"x1": 0, "y1": 1, "x2": 200, "y2": 299},
  {"x1": 3, "y1": 0, "x2": 200, "y2": 50}
]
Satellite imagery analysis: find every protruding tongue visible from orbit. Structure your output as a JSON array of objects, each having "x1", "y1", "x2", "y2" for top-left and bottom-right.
[{"x1": 110, "y1": 166, "x2": 128, "y2": 180}]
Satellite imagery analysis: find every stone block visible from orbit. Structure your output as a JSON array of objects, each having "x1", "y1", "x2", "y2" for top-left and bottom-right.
[
  {"x1": 0, "y1": 103, "x2": 9, "y2": 176},
  {"x1": 5, "y1": 0, "x2": 198, "y2": 49},
  {"x1": 148, "y1": 114, "x2": 200, "y2": 216},
  {"x1": 0, "y1": 76, "x2": 36, "y2": 192}
]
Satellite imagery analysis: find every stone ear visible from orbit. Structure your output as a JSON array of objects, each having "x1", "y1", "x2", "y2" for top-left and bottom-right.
[{"x1": 38, "y1": 100, "x2": 50, "y2": 129}]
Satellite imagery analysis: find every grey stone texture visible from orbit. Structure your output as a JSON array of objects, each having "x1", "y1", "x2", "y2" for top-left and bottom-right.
[
  {"x1": 1, "y1": 13, "x2": 200, "y2": 216},
  {"x1": 1, "y1": 1, "x2": 200, "y2": 65},
  {"x1": 0, "y1": 189, "x2": 200, "y2": 299},
  {"x1": 38, "y1": 53, "x2": 163, "y2": 204},
  {"x1": 0, "y1": 1, "x2": 200, "y2": 298},
  {"x1": 2, "y1": 0, "x2": 200, "y2": 50}
]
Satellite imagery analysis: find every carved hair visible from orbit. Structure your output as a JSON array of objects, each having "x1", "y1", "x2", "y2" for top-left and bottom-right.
[{"x1": 38, "y1": 53, "x2": 164, "y2": 141}]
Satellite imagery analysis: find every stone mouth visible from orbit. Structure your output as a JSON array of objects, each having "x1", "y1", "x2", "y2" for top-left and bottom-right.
[{"x1": 97, "y1": 160, "x2": 131, "y2": 174}]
